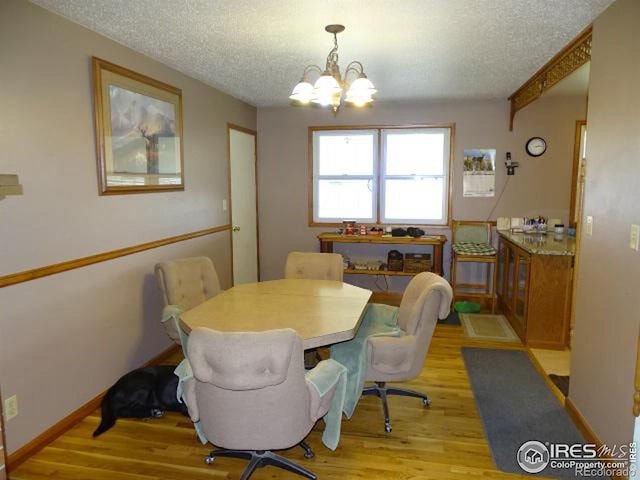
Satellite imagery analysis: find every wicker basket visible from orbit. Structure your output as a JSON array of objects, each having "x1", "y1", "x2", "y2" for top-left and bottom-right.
[
  {"x1": 387, "y1": 250, "x2": 404, "y2": 272},
  {"x1": 404, "y1": 253, "x2": 431, "y2": 273}
]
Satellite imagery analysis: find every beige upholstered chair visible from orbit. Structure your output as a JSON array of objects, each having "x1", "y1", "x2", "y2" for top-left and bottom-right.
[
  {"x1": 183, "y1": 327, "x2": 338, "y2": 480},
  {"x1": 154, "y1": 257, "x2": 221, "y2": 344},
  {"x1": 284, "y1": 251, "x2": 344, "y2": 367},
  {"x1": 363, "y1": 272, "x2": 452, "y2": 432},
  {"x1": 284, "y1": 252, "x2": 344, "y2": 281}
]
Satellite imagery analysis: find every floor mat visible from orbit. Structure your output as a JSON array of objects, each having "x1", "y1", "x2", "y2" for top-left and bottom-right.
[
  {"x1": 460, "y1": 313, "x2": 519, "y2": 342},
  {"x1": 461, "y1": 348, "x2": 605, "y2": 479}
]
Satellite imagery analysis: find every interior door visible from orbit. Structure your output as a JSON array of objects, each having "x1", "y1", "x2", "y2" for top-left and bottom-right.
[{"x1": 229, "y1": 125, "x2": 259, "y2": 285}]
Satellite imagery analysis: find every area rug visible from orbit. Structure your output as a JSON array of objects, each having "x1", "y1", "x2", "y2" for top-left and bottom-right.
[
  {"x1": 460, "y1": 313, "x2": 519, "y2": 342},
  {"x1": 461, "y1": 348, "x2": 605, "y2": 479},
  {"x1": 550, "y1": 374, "x2": 570, "y2": 397}
]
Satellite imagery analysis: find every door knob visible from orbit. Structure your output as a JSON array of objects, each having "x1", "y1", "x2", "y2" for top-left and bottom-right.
[{"x1": 232, "y1": 225, "x2": 241, "y2": 232}]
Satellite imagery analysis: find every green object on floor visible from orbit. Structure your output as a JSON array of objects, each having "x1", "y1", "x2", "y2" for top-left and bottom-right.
[{"x1": 454, "y1": 301, "x2": 481, "y2": 313}]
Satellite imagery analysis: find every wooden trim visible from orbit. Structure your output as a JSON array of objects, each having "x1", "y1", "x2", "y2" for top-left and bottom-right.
[
  {"x1": 446, "y1": 123, "x2": 455, "y2": 229},
  {"x1": 565, "y1": 398, "x2": 626, "y2": 480},
  {"x1": 307, "y1": 123, "x2": 456, "y2": 228},
  {"x1": 526, "y1": 349, "x2": 566, "y2": 404},
  {"x1": 307, "y1": 127, "x2": 315, "y2": 230},
  {"x1": 6, "y1": 344, "x2": 179, "y2": 472},
  {"x1": 376, "y1": 128, "x2": 382, "y2": 224},
  {"x1": 568, "y1": 120, "x2": 586, "y2": 342},
  {"x1": 92, "y1": 57, "x2": 185, "y2": 195},
  {"x1": 0, "y1": 225, "x2": 230, "y2": 288},
  {"x1": 528, "y1": 349, "x2": 624, "y2": 480},
  {"x1": 508, "y1": 26, "x2": 592, "y2": 130},
  {"x1": 569, "y1": 120, "x2": 587, "y2": 228},
  {"x1": 634, "y1": 331, "x2": 640, "y2": 416},
  {"x1": 227, "y1": 123, "x2": 256, "y2": 137},
  {"x1": 565, "y1": 397, "x2": 601, "y2": 447},
  {"x1": 227, "y1": 125, "x2": 260, "y2": 284}
]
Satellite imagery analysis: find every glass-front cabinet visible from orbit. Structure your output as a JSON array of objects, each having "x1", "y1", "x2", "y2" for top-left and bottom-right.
[
  {"x1": 499, "y1": 240, "x2": 528, "y2": 339},
  {"x1": 513, "y1": 252, "x2": 529, "y2": 335},
  {"x1": 497, "y1": 233, "x2": 573, "y2": 348}
]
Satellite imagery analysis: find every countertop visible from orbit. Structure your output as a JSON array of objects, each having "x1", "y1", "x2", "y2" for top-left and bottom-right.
[{"x1": 498, "y1": 230, "x2": 576, "y2": 256}]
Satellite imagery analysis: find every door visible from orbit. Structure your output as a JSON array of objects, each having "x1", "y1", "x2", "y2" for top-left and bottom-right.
[
  {"x1": 568, "y1": 120, "x2": 587, "y2": 343},
  {"x1": 229, "y1": 125, "x2": 259, "y2": 285}
]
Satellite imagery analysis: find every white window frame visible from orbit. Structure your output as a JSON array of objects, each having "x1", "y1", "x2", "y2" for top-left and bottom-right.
[
  {"x1": 380, "y1": 128, "x2": 451, "y2": 225},
  {"x1": 310, "y1": 125, "x2": 453, "y2": 226},
  {"x1": 312, "y1": 129, "x2": 378, "y2": 223}
]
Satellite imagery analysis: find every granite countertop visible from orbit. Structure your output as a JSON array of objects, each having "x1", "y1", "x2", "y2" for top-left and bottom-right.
[{"x1": 498, "y1": 230, "x2": 576, "y2": 256}]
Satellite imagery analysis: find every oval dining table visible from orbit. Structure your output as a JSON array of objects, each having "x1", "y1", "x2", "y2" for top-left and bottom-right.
[{"x1": 179, "y1": 278, "x2": 372, "y2": 349}]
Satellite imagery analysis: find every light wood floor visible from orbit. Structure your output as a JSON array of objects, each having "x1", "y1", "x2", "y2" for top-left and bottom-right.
[
  {"x1": 530, "y1": 348, "x2": 571, "y2": 377},
  {"x1": 11, "y1": 326, "x2": 542, "y2": 480}
]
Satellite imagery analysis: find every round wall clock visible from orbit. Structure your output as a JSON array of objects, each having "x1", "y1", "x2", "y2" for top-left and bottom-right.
[{"x1": 526, "y1": 137, "x2": 547, "y2": 157}]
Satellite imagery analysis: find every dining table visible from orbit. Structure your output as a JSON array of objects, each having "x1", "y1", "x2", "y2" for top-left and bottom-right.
[{"x1": 180, "y1": 278, "x2": 372, "y2": 349}]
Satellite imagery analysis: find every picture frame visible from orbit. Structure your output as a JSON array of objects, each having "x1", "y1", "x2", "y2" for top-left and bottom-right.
[{"x1": 92, "y1": 57, "x2": 184, "y2": 194}]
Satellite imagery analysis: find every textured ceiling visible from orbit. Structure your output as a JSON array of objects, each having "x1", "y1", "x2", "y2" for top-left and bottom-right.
[{"x1": 31, "y1": 0, "x2": 612, "y2": 106}]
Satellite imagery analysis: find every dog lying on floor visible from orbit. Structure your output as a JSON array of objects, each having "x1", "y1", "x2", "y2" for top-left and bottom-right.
[{"x1": 93, "y1": 365, "x2": 188, "y2": 437}]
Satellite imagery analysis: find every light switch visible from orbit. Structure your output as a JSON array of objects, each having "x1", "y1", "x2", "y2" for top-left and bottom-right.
[
  {"x1": 222, "y1": 199, "x2": 228, "y2": 211},
  {"x1": 585, "y1": 216, "x2": 593, "y2": 236},
  {"x1": 631, "y1": 224, "x2": 639, "y2": 251}
]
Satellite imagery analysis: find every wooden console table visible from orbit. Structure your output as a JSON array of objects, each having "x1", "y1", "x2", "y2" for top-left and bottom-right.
[{"x1": 318, "y1": 233, "x2": 447, "y2": 276}]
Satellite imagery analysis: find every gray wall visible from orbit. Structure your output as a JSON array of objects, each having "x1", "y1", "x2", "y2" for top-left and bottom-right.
[
  {"x1": 0, "y1": 0, "x2": 255, "y2": 453},
  {"x1": 569, "y1": 0, "x2": 640, "y2": 447},
  {"x1": 257, "y1": 95, "x2": 586, "y2": 283}
]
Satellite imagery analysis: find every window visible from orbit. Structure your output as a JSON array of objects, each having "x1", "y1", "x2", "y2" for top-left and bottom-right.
[{"x1": 311, "y1": 126, "x2": 452, "y2": 225}]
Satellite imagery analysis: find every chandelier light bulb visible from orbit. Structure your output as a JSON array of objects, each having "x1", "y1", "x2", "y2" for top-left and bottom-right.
[
  {"x1": 289, "y1": 25, "x2": 375, "y2": 113},
  {"x1": 289, "y1": 80, "x2": 314, "y2": 104},
  {"x1": 313, "y1": 73, "x2": 341, "y2": 93},
  {"x1": 345, "y1": 75, "x2": 377, "y2": 107}
]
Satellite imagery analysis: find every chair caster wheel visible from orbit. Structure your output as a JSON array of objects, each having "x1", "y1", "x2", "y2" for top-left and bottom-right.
[
  {"x1": 304, "y1": 451, "x2": 315, "y2": 459},
  {"x1": 204, "y1": 456, "x2": 215, "y2": 465},
  {"x1": 384, "y1": 423, "x2": 392, "y2": 433},
  {"x1": 423, "y1": 398, "x2": 431, "y2": 407}
]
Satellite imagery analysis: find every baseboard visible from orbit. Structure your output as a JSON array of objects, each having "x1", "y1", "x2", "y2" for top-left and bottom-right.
[
  {"x1": 565, "y1": 398, "x2": 626, "y2": 480},
  {"x1": 564, "y1": 397, "x2": 601, "y2": 447},
  {"x1": 525, "y1": 349, "x2": 566, "y2": 405},
  {"x1": 7, "y1": 343, "x2": 179, "y2": 472}
]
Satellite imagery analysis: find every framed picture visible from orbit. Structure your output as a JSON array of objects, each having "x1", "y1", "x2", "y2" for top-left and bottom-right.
[{"x1": 92, "y1": 57, "x2": 184, "y2": 194}]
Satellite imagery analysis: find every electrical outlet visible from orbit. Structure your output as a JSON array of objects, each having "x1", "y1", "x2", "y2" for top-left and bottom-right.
[
  {"x1": 4, "y1": 395, "x2": 17, "y2": 420},
  {"x1": 631, "y1": 224, "x2": 639, "y2": 251},
  {"x1": 585, "y1": 216, "x2": 593, "y2": 236}
]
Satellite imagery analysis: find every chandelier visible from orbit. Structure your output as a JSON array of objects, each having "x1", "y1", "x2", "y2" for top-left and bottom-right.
[{"x1": 289, "y1": 25, "x2": 377, "y2": 113}]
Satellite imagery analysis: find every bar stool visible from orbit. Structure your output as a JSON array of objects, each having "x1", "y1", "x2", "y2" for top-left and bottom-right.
[{"x1": 450, "y1": 220, "x2": 498, "y2": 313}]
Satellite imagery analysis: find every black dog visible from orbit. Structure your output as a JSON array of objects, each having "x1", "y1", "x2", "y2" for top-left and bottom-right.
[{"x1": 93, "y1": 365, "x2": 188, "y2": 437}]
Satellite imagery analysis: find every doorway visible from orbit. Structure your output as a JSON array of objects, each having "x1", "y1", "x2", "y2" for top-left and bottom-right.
[{"x1": 228, "y1": 124, "x2": 259, "y2": 285}]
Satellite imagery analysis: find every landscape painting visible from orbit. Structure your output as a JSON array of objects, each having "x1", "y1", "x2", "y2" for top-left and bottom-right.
[{"x1": 93, "y1": 57, "x2": 184, "y2": 194}]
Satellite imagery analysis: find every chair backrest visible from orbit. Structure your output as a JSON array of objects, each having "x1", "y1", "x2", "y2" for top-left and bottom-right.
[
  {"x1": 155, "y1": 256, "x2": 221, "y2": 310},
  {"x1": 452, "y1": 220, "x2": 491, "y2": 244},
  {"x1": 397, "y1": 272, "x2": 453, "y2": 378},
  {"x1": 284, "y1": 252, "x2": 344, "y2": 281},
  {"x1": 187, "y1": 327, "x2": 312, "y2": 451}
]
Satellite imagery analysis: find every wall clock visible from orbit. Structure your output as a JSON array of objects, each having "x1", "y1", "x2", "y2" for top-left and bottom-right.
[{"x1": 526, "y1": 137, "x2": 547, "y2": 157}]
